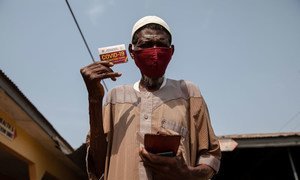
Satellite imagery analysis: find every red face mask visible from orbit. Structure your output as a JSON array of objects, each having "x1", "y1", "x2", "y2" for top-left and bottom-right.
[{"x1": 132, "y1": 47, "x2": 173, "y2": 78}]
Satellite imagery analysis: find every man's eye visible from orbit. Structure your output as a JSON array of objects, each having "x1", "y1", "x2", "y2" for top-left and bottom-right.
[
  {"x1": 137, "y1": 41, "x2": 169, "y2": 49},
  {"x1": 139, "y1": 44, "x2": 152, "y2": 48},
  {"x1": 156, "y1": 42, "x2": 169, "y2": 47}
]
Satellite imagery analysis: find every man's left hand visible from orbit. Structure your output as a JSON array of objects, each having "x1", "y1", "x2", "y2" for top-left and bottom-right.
[{"x1": 139, "y1": 148, "x2": 215, "y2": 180}]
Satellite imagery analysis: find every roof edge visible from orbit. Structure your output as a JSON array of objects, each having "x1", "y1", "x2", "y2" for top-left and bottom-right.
[
  {"x1": 219, "y1": 132, "x2": 300, "y2": 140},
  {"x1": 0, "y1": 69, "x2": 74, "y2": 152}
]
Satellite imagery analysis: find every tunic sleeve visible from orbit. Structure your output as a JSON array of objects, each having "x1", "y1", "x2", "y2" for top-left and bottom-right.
[
  {"x1": 186, "y1": 81, "x2": 221, "y2": 173},
  {"x1": 194, "y1": 97, "x2": 221, "y2": 172}
]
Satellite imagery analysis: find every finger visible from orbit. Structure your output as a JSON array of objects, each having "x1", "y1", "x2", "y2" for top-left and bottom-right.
[
  {"x1": 85, "y1": 66, "x2": 113, "y2": 77},
  {"x1": 90, "y1": 65, "x2": 114, "y2": 75},
  {"x1": 110, "y1": 72, "x2": 122, "y2": 81},
  {"x1": 139, "y1": 148, "x2": 153, "y2": 162},
  {"x1": 92, "y1": 72, "x2": 121, "y2": 81},
  {"x1": 144, "y1": 161, "x2": 169, "y2": 170},
  {"x1": 144, "y1": 162, "x2": 172, "y2": 176},
  {"x1": 141, "y1": 148, "x2": 174, "y2": 165},
  {"x1": 89, "y1": 62, "x2": 114, "y2": 72},
  {"x1": 85, "y1": 60, "x2": 113, "y2": 69},
  {"x1": 86, "y1": 64, "x2": 120, "y2": 80},
  {"x1": 81, "y1": 62, "x2": 112, "y2": 75},
  {"x1": 139, "y1": 148, "x2": 148, "y2": 162},
  {"x1": 81, "y1": 61, "x2": 117, "y2": 81},
  {"x1": 139, "y1": 153, "x2": 147, "y2": 162},
  {"x1": 140, "y1": 149, "x2": 159, "y2": 164}
]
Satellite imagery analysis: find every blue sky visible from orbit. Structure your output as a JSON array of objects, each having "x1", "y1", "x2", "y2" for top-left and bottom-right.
[{"x1": 1, "y1": 0, "x2": 300, "y2": 148}]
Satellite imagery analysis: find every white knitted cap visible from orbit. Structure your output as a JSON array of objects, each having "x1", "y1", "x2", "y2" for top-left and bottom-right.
[{"x1": 131, "y1": 16, "x2": 171, "y2": 39}]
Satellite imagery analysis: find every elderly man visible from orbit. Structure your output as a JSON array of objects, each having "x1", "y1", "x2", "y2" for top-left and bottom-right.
[{"x1": 80, "y1": 16, "x2": 221, "y2": 180}]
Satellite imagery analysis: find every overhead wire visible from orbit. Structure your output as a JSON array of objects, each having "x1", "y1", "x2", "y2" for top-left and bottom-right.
[
  {"x1": 64, "y1": 0, "x2": 108, "y2": 92},
  {"x1": 279, "y1": 110, "x2": 300, "y2": 132}
]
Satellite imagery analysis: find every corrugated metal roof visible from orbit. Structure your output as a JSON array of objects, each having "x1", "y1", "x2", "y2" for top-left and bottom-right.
[
  {"x1": 219, "y1": 132, "x2": 300, "y2": 150},
  {"x1": 219, "y1": 132, "x2": 300, "y2": 140}
]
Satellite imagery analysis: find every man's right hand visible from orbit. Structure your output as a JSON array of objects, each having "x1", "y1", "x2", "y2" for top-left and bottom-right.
[
  {"x1": 80, "y1": 61, "x2": 122, "y2": 100},
  {"x1": 81, "y1": 61, "x2": 120, "y2": 178}
]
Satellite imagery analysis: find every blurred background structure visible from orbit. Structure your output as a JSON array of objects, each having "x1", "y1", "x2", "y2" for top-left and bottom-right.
[{"x1": 0, "y1": 70, "x2": 86, "y2": 179}]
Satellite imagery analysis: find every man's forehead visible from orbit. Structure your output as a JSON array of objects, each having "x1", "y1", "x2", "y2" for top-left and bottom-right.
[
  {"x1": 137, "y1": 34, "x2": 169, "y2": 44},
  {"x1": 133, "y1": 26, "x2": 172, "y2": 45},
  {"x1": 137, "y1": 28, "x2": 168, "y2": 38},
  {"x1": 143, "y1": 34, "x2": 163, "y2": 39}
]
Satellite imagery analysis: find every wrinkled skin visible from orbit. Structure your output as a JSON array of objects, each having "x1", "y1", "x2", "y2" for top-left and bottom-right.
[{"x1": 129, "y1": 28, "x2": 174, "y2": 92}]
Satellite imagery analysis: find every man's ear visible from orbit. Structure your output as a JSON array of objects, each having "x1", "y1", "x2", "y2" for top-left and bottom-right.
[
  {"x1": 171, "y1": 45, "x2": 175, "y2": 55},
  {"x1": 128, "y1": 44, "x2": 134, "y2": 59}
]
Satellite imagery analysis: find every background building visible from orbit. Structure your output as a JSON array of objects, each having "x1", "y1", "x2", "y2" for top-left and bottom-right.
[
  {"x1": 216, "y1": 132, "x2": 300, "y2": 180},
  {"x1": 0, "y1": 70, "x2": 86, "y2": 180}
]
